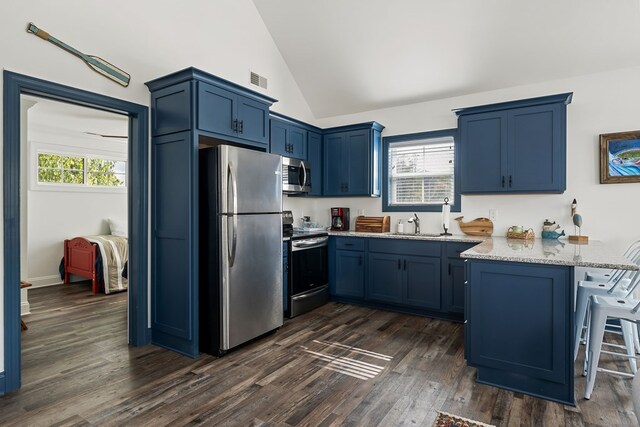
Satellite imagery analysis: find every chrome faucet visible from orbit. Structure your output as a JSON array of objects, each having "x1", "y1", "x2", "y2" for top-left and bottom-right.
[{"x1": 407, "y1": 213, "x2": 420, "y2": 234}]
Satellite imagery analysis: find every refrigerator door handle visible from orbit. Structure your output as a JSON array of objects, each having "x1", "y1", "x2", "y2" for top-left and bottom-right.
[{"x1": 228, "y1": 162, "x2": 238, "y2": 267}]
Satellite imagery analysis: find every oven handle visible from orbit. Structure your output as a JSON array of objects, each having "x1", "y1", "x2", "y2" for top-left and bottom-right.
[
  {"x1": 291, "y1": 237, "x2": 328, "y2": 251},
  {"x1": 291, "y1": 285, "x2": 328, "y2": 301}
]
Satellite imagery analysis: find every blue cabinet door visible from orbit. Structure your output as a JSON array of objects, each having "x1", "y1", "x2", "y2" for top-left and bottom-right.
[
  {"x1": 446, "y1": 258, "x2": 466, "y2": 314},
  {"x1": 404, "y1": 255, "x2": 441, "y2": 310},
  {"x1": 334, "y1": 249, "x2": 365, "y2": 298},
  {"x1": 270, "y1": 119, "x2": 288, "y2": 157},
  {"x1": 307, "y1": 131, "x2": 322, "y2": 196},
  {"x1": 323, "y1": 133, "x2": 346, "y2": 196},
  {"x1": 151, "y1": 131, "x2": 198, "y2": 357},
  {"x1": 289, "y1": 126, "x2": 307, "y2": 160},
  {"x1": 345, "y1": 130, "x2": 370, "y2": 195},
  {"x1": 460, "y1": 111, "x2": 508, "y2": 193},
  {"x1": 367, "y1": 253, "x2": 403, "y2": 304},
  {"x1": 197, "y1": 82, "x2": 236, "y2": 138},
  {"x1": 237, "y1": 95, "x2": 269, "y2": 145},
  {"x1": 467, "y1": 260, "x2": 572, "y2": 403},
  {"x1": 507, "y1": 104, "x2": 565, "y2": 193}
]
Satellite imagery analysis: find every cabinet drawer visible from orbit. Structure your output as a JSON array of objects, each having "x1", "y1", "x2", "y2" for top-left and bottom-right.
[
  {"x1": 446, "y1": 242, "x2": 477, "y2": 258},
  {"x1": 335, "y1": 237, "x2": 365, "y2": 251},
  {"x1": 368, "y1": 238, "x2": 440, "y2": 257}
]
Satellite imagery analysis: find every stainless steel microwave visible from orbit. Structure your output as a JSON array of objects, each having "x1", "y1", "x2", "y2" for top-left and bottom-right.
[{"x1": 282, "y1": 157, "x2": 311, "y2": 193}]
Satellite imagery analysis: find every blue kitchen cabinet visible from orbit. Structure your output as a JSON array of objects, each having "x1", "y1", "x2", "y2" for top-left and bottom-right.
[
  {"x1": 198, "y1": 81, "x2": 270, "y2": 145},
  {"x1": 466, "y1": 259, "x2": 573, "y2": 405},
  {"x1": 269, "y1": 116, "x2": 307, "y2": 160},
  {"x1": 323, "y1": 122, "x2": 385, "y2": 197},
  {"x1": 367, "y1": 239, "x2": 441, "y2": 310},
  {"x1": 455, "y1": 93, "x2": 572, "y2": 194},
  {"x1": 444, "y1": 242, "x2": 476, "y2": 314},
  {"x1": 306, "y1": 131, "x2": 322, "y2": 196},
  {"x1": 459, "y1": 111, "x2": 507, "y2": 193},
  {"x1": 367, "y1": 253, "x2": 404, "y2": 304},
  {"x1": 150, "y1": 131, "x2": 198, "y2": 357},
  {"x1": 334, "y1": 250, "x2": 365, "y2": 298},
  {"x1": 404, "y1": 255, "x2": 441, "y2": 311},
  {"x1": 329, "y1": 237, "x2": 365, "y2": 298},
  {"x1": 146, "y1": 67, "x2": 277, "y2": 358}
]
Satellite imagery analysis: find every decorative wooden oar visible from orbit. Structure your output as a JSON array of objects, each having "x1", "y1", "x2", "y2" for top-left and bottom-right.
[{"x1": 26, "y1": 22, "x2": 130, "y2": 87}]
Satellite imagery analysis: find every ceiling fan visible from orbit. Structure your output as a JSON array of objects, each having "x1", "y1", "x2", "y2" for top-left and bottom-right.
[{"x1": 84, "y1": 131, "x2": 128, "y2": 139}]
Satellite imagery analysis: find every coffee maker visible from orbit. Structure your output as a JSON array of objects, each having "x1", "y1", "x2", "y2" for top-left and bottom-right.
[{"x1": 330, "y1": 207, "x2": 350, "y2": 231}]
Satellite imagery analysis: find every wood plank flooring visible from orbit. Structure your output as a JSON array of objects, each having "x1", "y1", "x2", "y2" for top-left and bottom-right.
[{"x1": 1, "y1": 282, "x2": 637, "y2": 426}]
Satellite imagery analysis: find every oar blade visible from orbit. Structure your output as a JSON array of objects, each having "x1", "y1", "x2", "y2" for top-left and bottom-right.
[{"x1": 87, "y1": 55, "x2": 131, "y2": 87}]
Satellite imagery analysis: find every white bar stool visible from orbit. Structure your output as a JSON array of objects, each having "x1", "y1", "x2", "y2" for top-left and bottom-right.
[
  {"x1": 585, "y1": 294, "x2": 640, "y2": 399},
  {"x1": 585, "y1": 240, "x2": 640, "y2": 282}
]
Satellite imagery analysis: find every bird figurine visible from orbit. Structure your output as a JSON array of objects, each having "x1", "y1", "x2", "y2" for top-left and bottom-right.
[{"x1": 569, "y1": 198, "x2": 588, "y2": 243}]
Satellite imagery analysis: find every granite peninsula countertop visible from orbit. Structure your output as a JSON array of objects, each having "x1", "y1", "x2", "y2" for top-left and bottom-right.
[
  {"x1": 461, "y1": 237, "x2": 639, "y2": 270},
  {"x1": 327, "y1": 231, "x2": 637, "y2": 270},
  {"x1": 327, "y1": 230, "x2": 485, "y2": 243}
]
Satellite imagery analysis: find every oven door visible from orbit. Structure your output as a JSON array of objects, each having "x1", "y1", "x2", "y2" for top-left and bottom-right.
[{"x1": 290, "y1": 237, "x2": 328, "y2": 296}]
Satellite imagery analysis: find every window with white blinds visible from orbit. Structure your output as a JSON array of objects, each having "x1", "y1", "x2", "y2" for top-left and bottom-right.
[{"x1": 388, "y1": 136, "x2": 455, "y2": 207}]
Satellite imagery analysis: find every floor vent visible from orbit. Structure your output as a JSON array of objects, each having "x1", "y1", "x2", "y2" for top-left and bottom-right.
[{"x1": 250, "y1": 71, "x2": 268, "y2": 89}]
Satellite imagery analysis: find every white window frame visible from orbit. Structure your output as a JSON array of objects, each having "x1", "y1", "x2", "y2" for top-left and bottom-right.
[
  {"x1": 382, "y1": 129, "x2": 460, "y2": 213},
  {"x1": 30, "y1": 142, "x2": 128, "y2": 194}
]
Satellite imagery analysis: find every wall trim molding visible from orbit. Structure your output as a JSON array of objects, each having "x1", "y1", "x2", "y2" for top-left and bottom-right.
[
  {"x1": 0, "y1": 372, "x2": 5, "y2": 395},
  {"x1": 3, "y1": 70, "x2": 150, "y2": 395},
  {"x1": 25, "y1": 275, "x2": 62, "y2": 289}
]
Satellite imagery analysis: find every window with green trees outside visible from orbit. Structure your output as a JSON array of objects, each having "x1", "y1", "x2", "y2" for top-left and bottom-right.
[{"x1": 37, "y1": 152, "x2": 126, "y2": 188}]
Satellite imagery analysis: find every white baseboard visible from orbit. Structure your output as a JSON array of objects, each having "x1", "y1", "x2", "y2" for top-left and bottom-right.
[
  {"x1": 26, "y1": 275, "x2": 63, "y2": 288},
  {"x1": 21, "y1": 300, "x2": 31, "y2": 316}
]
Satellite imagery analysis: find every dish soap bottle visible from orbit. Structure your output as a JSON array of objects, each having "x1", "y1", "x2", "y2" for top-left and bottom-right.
[{"x1": 397, "y1": 219, "x2": 404, "y2": 233}]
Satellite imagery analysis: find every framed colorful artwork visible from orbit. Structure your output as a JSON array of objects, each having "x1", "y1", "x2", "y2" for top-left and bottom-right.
[{"x1": 600, "y1": 130, "x2": 640, "y2": 184}]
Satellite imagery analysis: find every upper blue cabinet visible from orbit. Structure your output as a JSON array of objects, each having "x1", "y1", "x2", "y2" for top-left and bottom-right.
[
  {"x1": 269, "y1": 114, "x2": 308, "y2": 160},
  {"x1": 454, "y1": 93, "x2": 572, "y2": 194},
  {"x1": 147, "y1": 67, "x2": 276, "y2": 148},
  {"x1": 323, "y1": 122, "x2": 385, "y2": 197},
  {"x1": 268, "y1": 112, "x2": 323, "y2": 196}
]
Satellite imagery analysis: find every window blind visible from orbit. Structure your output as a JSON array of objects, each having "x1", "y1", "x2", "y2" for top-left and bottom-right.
[{"x1": 388, "y1": 136, "x2": 455, "y2": 206}]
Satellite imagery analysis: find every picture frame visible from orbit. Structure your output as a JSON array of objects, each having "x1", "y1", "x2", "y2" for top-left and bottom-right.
[{"x1": 599, "y1": 130, "x2": 640, "y2": 184}]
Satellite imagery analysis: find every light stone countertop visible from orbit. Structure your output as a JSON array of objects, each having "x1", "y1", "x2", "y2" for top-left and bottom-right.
[
  {"x1": 327, "y1": 230, "x2": 485, "y2": 244},
  {"x1": 327, "y1": 231, "x2": 637, "y2": 270},
  {"x1": 461, "y1": 237, "x2": 639, "y2": 270}
]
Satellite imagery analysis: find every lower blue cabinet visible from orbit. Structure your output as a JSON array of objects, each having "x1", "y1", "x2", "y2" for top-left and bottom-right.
[
  {"x1": 466, "y1": 259, "x2": 573, "y2": 405},
  {"x1": 329, "y1": 236, "x2": 473, "y2": 320},
  {"x1": 334, "y1": 249, "x2": 365, "y2": 298},
  {"x1": 404, "y1": 255, "x2": 441, "y2": 310},
  {"x1": 367, "y1": 253, "x2": 403, "y2": 304}
]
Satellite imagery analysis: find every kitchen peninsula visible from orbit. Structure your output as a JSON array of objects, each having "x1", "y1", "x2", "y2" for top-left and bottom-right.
[
  {"x1": 328, "y1": 231, "x2": 638, "y2": 405},
  {"x1": 462, "y1": 237, "x2": 638, "y2": 405}
]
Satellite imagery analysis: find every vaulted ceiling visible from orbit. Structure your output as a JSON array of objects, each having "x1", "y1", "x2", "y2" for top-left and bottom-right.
[{"x1": 253, "y1": 0, "x2": 640, "y2": 118}]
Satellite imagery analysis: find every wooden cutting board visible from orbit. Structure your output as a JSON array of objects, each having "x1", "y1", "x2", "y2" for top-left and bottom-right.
[
  {"x1": 454, "y1": 216, "x2": 494, "y2": 236},
  {"x1": 355, "y1": 216, "x2": 391, "y2": 233}
]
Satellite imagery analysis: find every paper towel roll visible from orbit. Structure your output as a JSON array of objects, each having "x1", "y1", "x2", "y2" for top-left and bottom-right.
[{"x1": 442, "y1": 203, "x2": 451, "y2": 230}]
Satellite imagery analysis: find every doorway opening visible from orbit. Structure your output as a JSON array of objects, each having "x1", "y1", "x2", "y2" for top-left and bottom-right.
[{"x1": 3, "y1": 71, "x2": 149, "y2": 394}]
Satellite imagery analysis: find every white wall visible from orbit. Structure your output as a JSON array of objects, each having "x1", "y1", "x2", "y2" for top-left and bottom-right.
[
  {"x1": 0, "y1": 0, "x2": 314, "y2": 372},
  {"x1": 284, "y1": 66, "x2": 640, "y2": 254}
]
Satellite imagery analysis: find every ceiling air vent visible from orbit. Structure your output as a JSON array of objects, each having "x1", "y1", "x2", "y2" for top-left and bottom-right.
[{"x1": 250, "y1": 71, "x2": 268, "y2": 89}]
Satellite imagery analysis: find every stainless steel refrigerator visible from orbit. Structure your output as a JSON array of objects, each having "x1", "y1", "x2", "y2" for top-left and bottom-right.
[{"x1": 199, "y1": 145, "x2": 283, "y2": 355}]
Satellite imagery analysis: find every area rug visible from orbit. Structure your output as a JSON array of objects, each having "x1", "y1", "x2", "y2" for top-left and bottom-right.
[{"x1": 433, "y1": 411, "x2": 495, "y2": 427}]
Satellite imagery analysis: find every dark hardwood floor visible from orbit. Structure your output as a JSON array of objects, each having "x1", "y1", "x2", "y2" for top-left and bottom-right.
[{"x1": 1, "y1": 282, "x2": 637, "y2": 426}]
